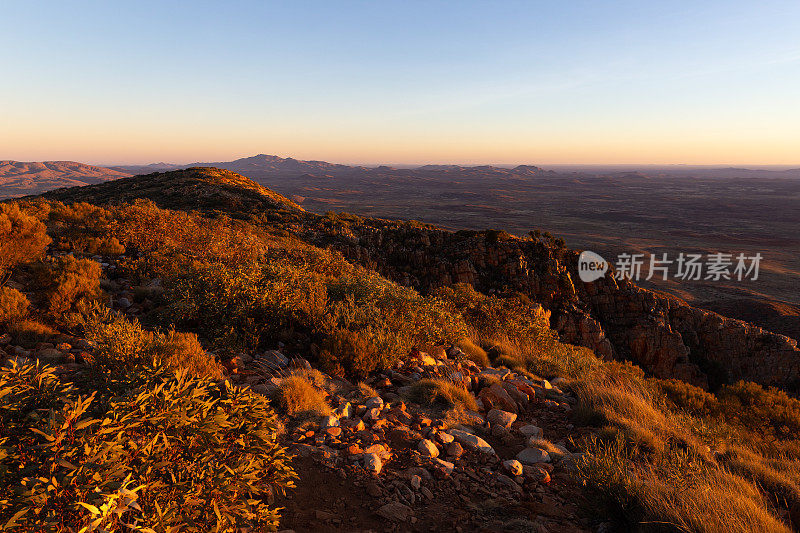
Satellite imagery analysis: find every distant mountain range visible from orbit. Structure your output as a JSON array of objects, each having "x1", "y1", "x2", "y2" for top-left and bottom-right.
[
  {"x1": 108, "y1": 154, "x2": 548, "y2": 178},
  {"x1": 0, "y1": 160, "x2": 131, "y2": 198}
]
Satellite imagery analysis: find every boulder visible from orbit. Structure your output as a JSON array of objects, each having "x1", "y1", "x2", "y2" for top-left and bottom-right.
[
  {"x1": 417, "y1": 439, "x2": 439, "y2": 458},
  {"x1": 449, "y1": 429, "x2": 495, "y2": 454},
  {"x1": 487, "y1": 408, "x2": 516, "y2": 428},
  {"x1": 363, "y1": 453, "x2": 382, "y2": 474},
  {"x1": 517, "y1": 447, "x2": 551, "y2": 465}
]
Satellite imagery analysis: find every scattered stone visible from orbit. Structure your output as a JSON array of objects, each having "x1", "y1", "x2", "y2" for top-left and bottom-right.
[
  {"x1": 446, "y1": 441, "x2": 464, "y2": 458},
  {"x1": 410, "y1": 474, "x2": 421, "y2": 490},
  {"x1": 417, "y1": 439, "x2": 439, "y2": 458},
  {"x1": 517, "y1": 447, "x2": 551, "y2": 465},
  {"x1": 436, "y1": 431, "x2": 455, "y2": 445},
  {"x1": 487, "y1": 408, "x2": 516, "y2": 428},
  {"x1": 479, "y1": 382, "x2": 517, "y2": 413},
  {"x1": 376, "y1": 501, "x2": 412, "y2": 522},
  {"x1": 433, "y1": 458, "x2": 454, "y2": 476},
  {"x1": 503, "y1": 459, "x2": 524, "y2": 476},
  {"x1": 320, "y1": 416, "x2": 339, "y2": 428},
  {"x1": 363, "y1": 407, "x2": 382, "y2": 423},
  {"x1": 449, "y1": 429, "x2": 495, "y2": 454},
  {"x1": 519, "y1": 424, "x2": 542, "y2": 438},
  {"x1": 365, "y1": 396, "x2": 384, "y2": 409},
  {"x1": 324, "y1": 426, "x2": 342, "y2": 437}
]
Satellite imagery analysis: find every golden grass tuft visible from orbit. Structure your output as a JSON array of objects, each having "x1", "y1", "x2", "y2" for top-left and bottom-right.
[
  {"x1": 7, "y1": 319, "x2": 57, "y2": 346},
  {"x1": 149, "y1": 329, "x2": 223, "y2": 379},
  {"x1": 456, "y1": 336, "x2": 489, "y2": 367},
  {"x1": 357, "y1": 381, "x2": 378, "y2": 399},
  {"x1": 276, "y1": 374, "x2": 332, "y2": 418},
  {"x1": 405, "y1": 378, "x2": 477, "y2": 411}
]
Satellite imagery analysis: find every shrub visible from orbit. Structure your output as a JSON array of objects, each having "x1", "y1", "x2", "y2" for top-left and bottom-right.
[
  {"x1": 148, "y1": 329, "x2": 223, "y2": 379},
  {"x1": 83, "y1": 310, "x2": 221, "y2": 378},
  {"x1": 36, "y1": 256, "x2": 103, "y2": 320},
  {"x1": 405, "y1": 378, "x2": 477, "y2": 411},
  {"x1": 0, "y1": 363, "x2": 296, "y2": 531},
  {"x1": 0, "y1": 202, "x2": 51, "y2": 275},
  {"x1": 0, "y1": 287, "x2": 29, "y2": 324},
  {"x1": 275, "y1": 374, "x2": 332, "y2": 418}
]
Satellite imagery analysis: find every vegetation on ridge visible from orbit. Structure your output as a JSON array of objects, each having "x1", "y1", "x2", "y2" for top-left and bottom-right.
[{"x1": 1, "y1": 168, "x2": 799, "y2": 531}]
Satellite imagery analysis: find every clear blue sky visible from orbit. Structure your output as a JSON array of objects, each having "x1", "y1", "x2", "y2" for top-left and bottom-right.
[{"x1": 2, "y1": 0, "x2": 799, "y2": 165}]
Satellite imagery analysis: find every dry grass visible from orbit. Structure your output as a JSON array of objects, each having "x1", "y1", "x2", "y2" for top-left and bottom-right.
[
  {"x1": 276, "y1": 374, "x2": 332, "y2": 418},
  {"x1": 7, "y1": 319, "x2": 57, "y2": 346},
  {"x1": 456, "y1": 336, "x2": 489, "y2": 366},
  {"x1": 526, "y1": 438, "x2": 567, "y2": 461},
  {"x1": 576, "y1": 435, "x2": 791, "y2": 533},
  {"x1": 149, "y1": 329, "x2": 223, "y2": 379},
  {"x1": 357, "y1": 381, "x2": 378, "y2": 399},
  {"x1": 405, "y1": 378, "x2": 477, "y2": 411}
]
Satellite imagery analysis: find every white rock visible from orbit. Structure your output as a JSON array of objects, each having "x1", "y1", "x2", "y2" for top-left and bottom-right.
[
  {"x1": 517, "y1": 447, "x2": 551, "y2": 465},
  {"x1": 320, "y1": 416, "x2": 340, "y2": 428},
  {"x1": 519, "y1": 425, "x2": 542, "y2": 438},
  {"x1": 448, "y1": 429, "x2": 495, "y2": 454},
  {"x1": 363, "y1": 453, "x2": 382, "y2": 474}
]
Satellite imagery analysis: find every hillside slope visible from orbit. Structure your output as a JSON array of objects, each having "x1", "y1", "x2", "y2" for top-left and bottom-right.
[
  {"x1": 0, "y1": 160, "x2": 130, "y2": 198},
  {"x1": 3, "y1": 168, "x2": 800, "y2": 531},
  {"x1": 34, "y1": 167, "x2": 800, "y2": 391},
  {"x1": 36, "y1": 166, "x2": 303, "y2": 214}
]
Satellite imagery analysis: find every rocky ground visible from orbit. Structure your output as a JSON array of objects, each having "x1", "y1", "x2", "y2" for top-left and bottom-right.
[{"x1": 1, "y1": 254, "x2": 603, "y2": 532}]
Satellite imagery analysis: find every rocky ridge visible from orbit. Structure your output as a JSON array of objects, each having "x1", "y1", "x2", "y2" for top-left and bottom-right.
[{"x1": 315, "y1": 224, "x2": 800, "y2": 390}]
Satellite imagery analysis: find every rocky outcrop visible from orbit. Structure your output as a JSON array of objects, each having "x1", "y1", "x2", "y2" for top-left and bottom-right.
[{"x1": 316, "y1": 224, "x2": 800, "y2": 389}]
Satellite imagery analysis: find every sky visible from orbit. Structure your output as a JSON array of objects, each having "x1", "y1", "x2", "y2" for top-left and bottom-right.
[{"x1": 2, "y1": 1, "x2": 799, "y2": 166}]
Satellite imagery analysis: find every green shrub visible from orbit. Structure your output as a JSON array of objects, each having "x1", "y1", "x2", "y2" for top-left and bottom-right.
[
  {"x1": 0, "y1": 363, "x2": 296, "y2": 531},
  {"x1": 0, "y1": 287, "x2": 29, "y2": 324}
]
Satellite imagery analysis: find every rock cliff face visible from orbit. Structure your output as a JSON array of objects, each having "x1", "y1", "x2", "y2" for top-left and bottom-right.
[{"x1": 318, "y1": 224, "x2": 800, "y2": 390}]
